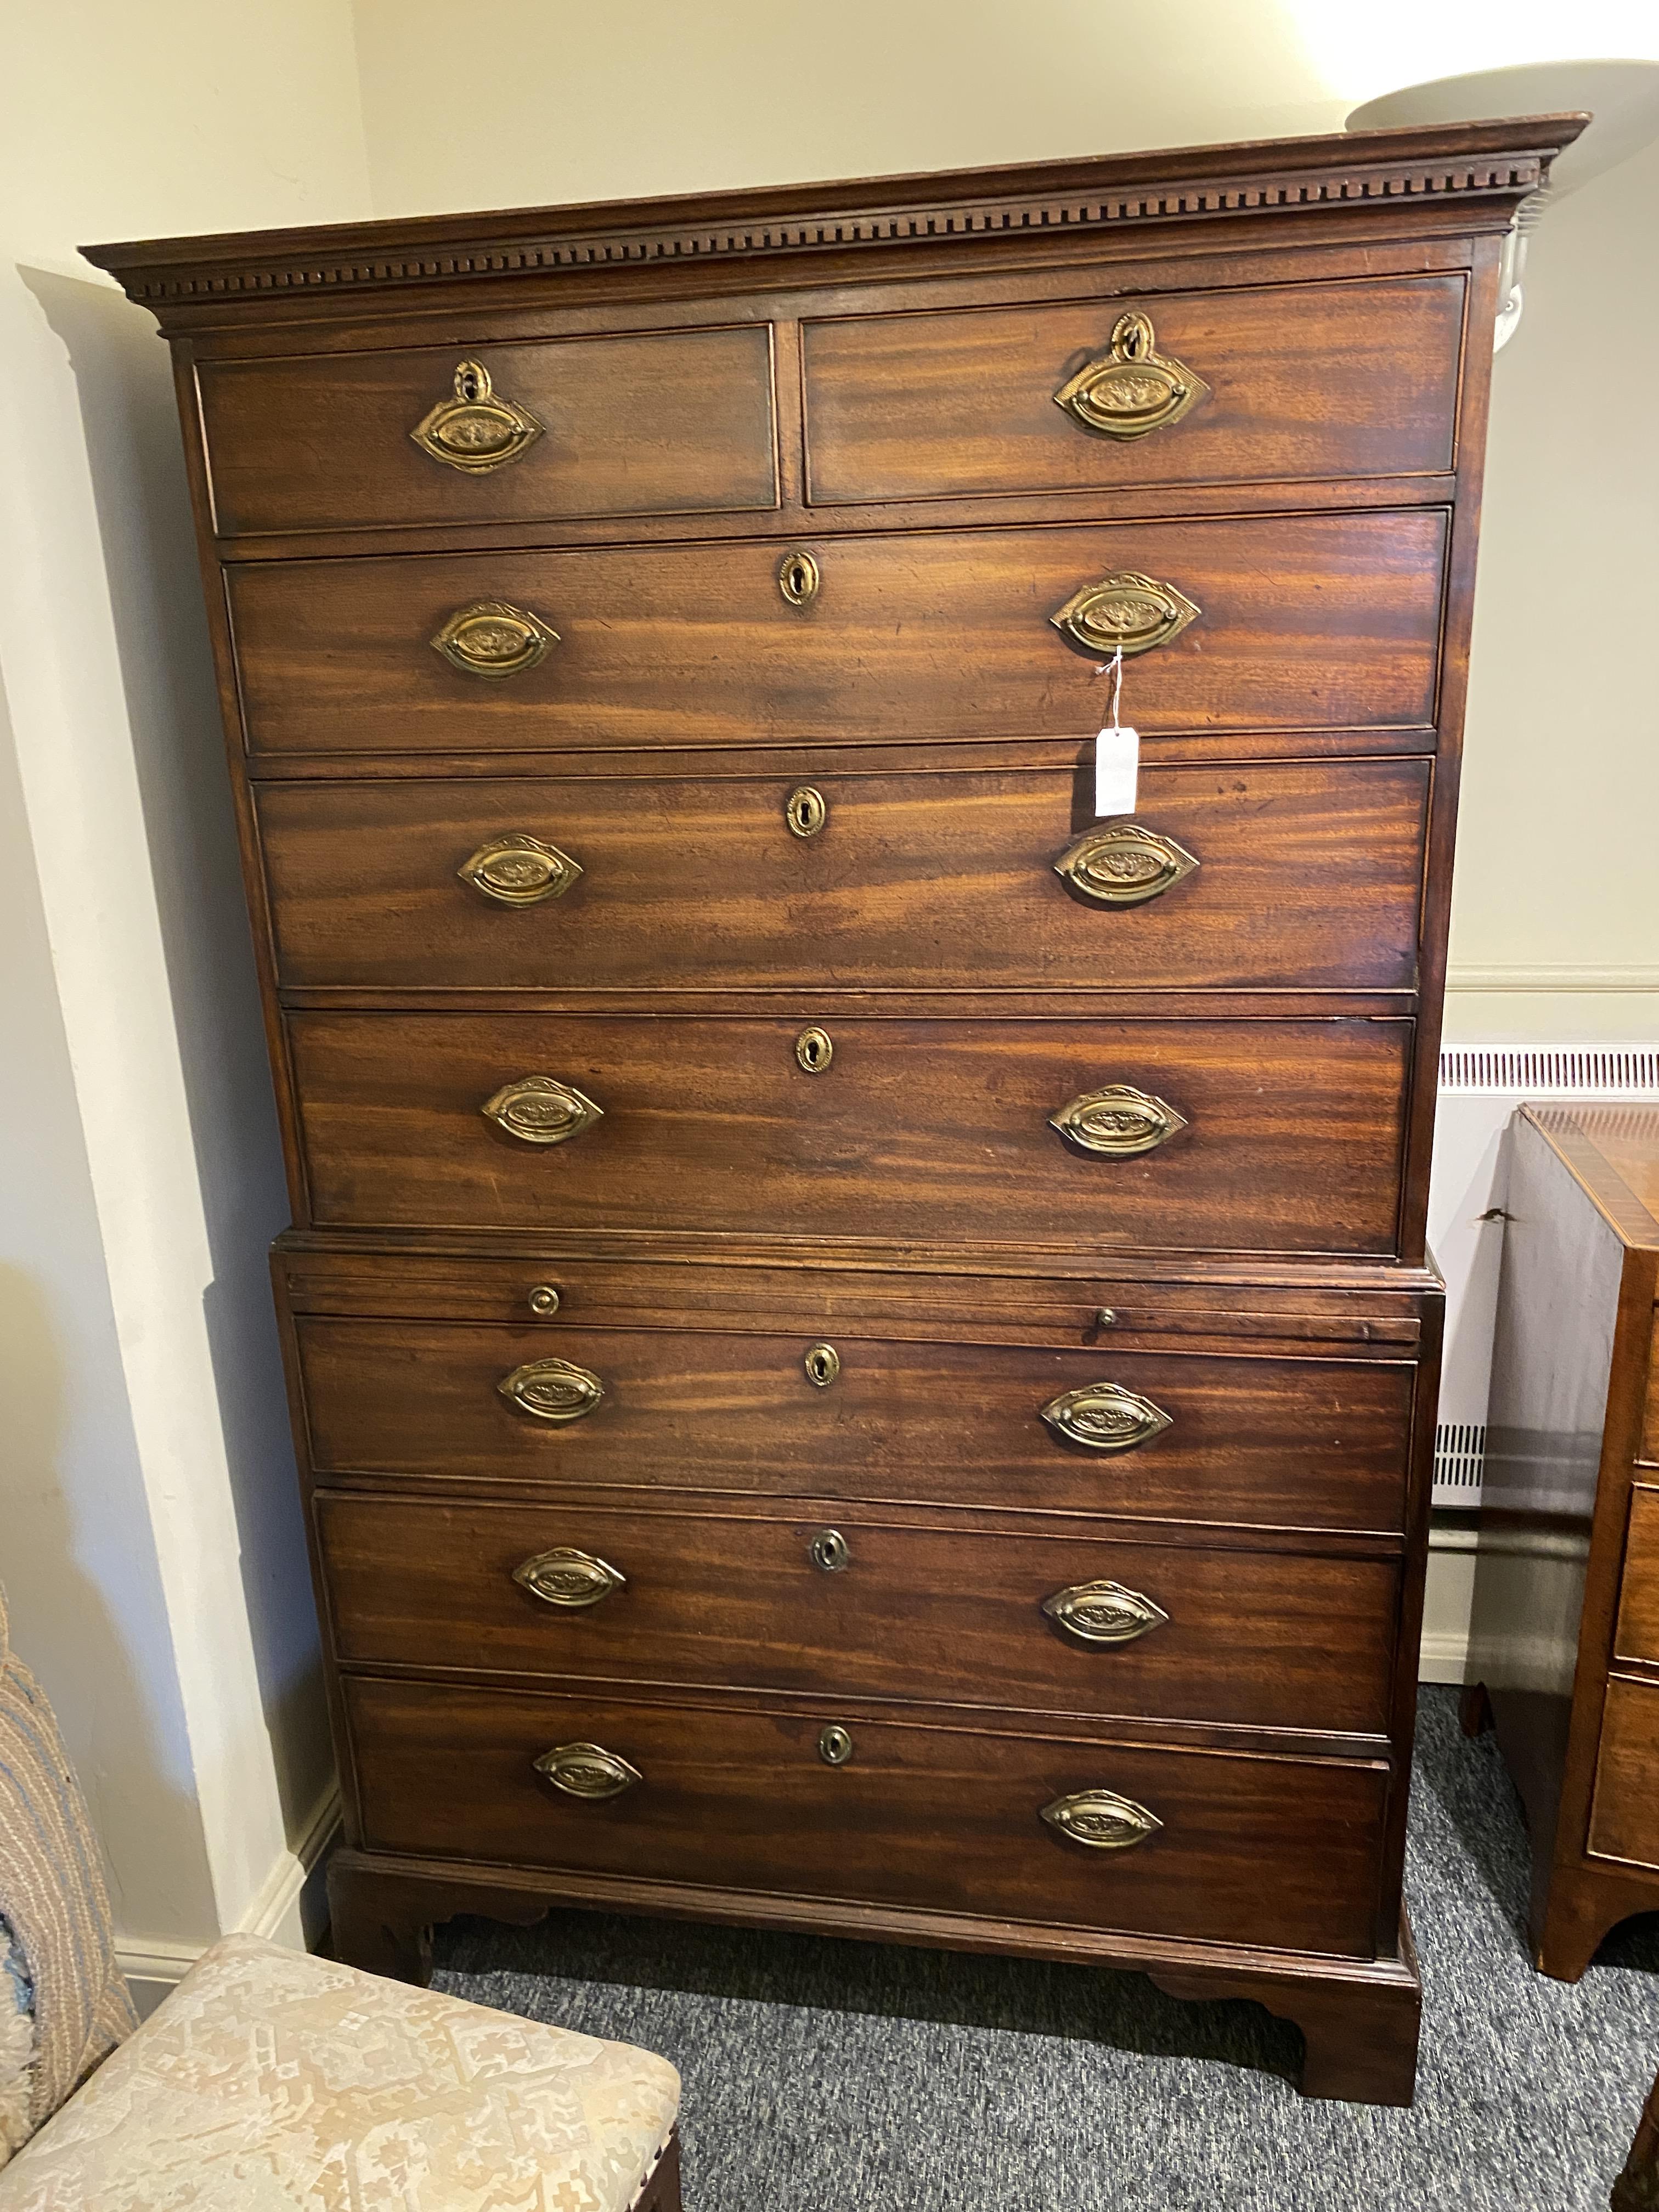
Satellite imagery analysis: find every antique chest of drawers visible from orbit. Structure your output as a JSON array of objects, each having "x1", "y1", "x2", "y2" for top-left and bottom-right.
[
  {"x1": 1466, "y1": 1104, "x2": 1659, "y2": 1980},
  {"x1": 88, "y1": 115, "x2": 1583, "y2": 2107}
]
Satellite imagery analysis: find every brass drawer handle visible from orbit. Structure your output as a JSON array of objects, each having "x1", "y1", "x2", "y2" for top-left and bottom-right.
[
  {"x1": 1043, "y1": 1579, "x2": 1169, "y2": 1645},
  {"x1": 483, "y1": 1075, "x2": 603, "y2": 1146},
  {"x1": 1049, "y1": 1084, "x2": 1187, "y2": 1158},
  {"x1": 411, "y1": 358, "x2": 545, "y2": 473},
  {"x1": 534, "y1": 1741, "x2": 641, "y2": 1800},
  {"x1": 1041, "y1": 1383, "x2": 1171, "y2": 1453},
  {"x1": 431, "y1": 599, "x2": 557, "y2": 678},
  {"x1": 778, "y1": 549, "x2": 820, "y2": 607},
  {"x1": 498, "y1": 1358, "x2": 605, "y2": 1423},
  {"x1": 513, "y1": 1547, "x2": 625, "y2": 1609},
  {"x1": 818, "y1": 1724, "x2": 854, "y2": 1765},
  {"x1": 1053, "y1": 311, "x2": 1207, "y2": 441},
  {"x1": 804, "y1": 1343, "x2": 840, "y2": 1388},
  {"x1": 786, "y1": 786, "x2": 828, "y2": 838},
  {"x1": 1049, "y1": 571, "x2": 1199, "y2": 660},
  {"x1": 459, "y1": 833, "x2": 582, "y2": 905},
  {"x1": 810, "y1": 1527, "x2": 850, "y2": 1572},
  {"x1": 1054, "y1": 823, "x2": 1198, "y2": 907},
  {"x1": 527, "y1": 1283, "x2": 561, "y2": 1317},
  {"x1": 1041, "y1": 1787, "x2": 1162, "y2": 1850},
  {"x1": 795, "y1": 1026, "x2": 834, "y2": 1074}
]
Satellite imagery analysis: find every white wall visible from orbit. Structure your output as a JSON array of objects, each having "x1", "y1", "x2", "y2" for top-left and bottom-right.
[
  {"x1": 1444, "y1": 131, "x2": 1659, "y2": 1042},
  {"x1": 0, "y1": 1, "x2": 371, "y2": 1968}
]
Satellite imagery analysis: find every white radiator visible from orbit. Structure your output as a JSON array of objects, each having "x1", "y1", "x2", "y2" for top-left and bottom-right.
[{"x1": 1426, "y1": 1041, "x2": 1659, "y2": 1506}]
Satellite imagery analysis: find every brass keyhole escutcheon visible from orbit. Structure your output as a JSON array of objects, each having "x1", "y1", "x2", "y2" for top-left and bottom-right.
[
  {"x1": 786, "y1": 786, "x2": 827, "y2": 839},
  {"x1": 810, "y1": 1527, "x2": 850, "y2": 1572},
  {"x1": 778, "y1": 549, "x2": 820, "y2": 607},
  {"x1": 527, "y1": 1284, "x2": 561, "y2": 1317},
  {"x1": 795, "y1": 1026, "x2": 833, "y2": 1074},
  {"x1": 818, "y1": 1724, "x2": 854, "y2": 1765},
  {"x1": 804, "y1": 1343, "x2": 840, "y2": 1389}
]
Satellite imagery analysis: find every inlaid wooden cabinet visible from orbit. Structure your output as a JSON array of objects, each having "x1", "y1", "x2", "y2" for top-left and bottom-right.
[{"x1": 88, "y1": 115, "x2": 1584, "y2": 2107}]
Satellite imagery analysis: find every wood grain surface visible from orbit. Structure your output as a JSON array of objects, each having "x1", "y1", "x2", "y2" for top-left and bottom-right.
[
  {"x1": 1588, "y1": 1676, "x2": 1659, "y2": 1870},
  {"x1": 286, "y1": 1011, "x2": 1413, "y2": 1252},
  {"x1": 317, "y1": 1491, "x2": 1399, "y2": 1731},
  {"x1": 255, "y1": 756, "x2": 1430, "y2": 995},
  {"x1": 292, "y1": 1315, "x2": 1417, "y2": 1531},
  {"x1": 342, "y1": 1673, "x2": 1390, "y2": 1956},
  {"x1": 227, "y1": 510, "x2": 1447, "y2": 756},
  {"x1": 802, "y1": 273, "x2": 1465, "y2": 505},
  {"x1": 198, "y1": 321, "x2": 778, "y2": 538}
]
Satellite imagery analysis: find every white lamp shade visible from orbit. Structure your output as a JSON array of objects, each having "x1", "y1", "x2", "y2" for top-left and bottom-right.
[{"x1": 1348, "y1": 59, "x2": 1659, "y2": 194}]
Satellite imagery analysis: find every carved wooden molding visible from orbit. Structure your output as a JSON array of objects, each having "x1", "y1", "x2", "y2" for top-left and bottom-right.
[{"x1": 83, "y1": 121, "x2": 1579, "y2": 320}]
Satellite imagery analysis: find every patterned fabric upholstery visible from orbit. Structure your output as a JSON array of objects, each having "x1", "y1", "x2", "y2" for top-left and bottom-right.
[
  {"x1": 0, "y1": 1922, "x2": 32, "y2": 2164},
  {"x1": 0, "y1": 1586, "x2": 136, "y2": 2166},
  {"x1": 0, "y1": 1932, "x2": 681, "y2": 2211}
]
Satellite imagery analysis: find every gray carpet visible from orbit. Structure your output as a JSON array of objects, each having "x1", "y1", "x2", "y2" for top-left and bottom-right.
[{"x1": 433, "y1": 1690, "x2": 1658, "y2": 2209}]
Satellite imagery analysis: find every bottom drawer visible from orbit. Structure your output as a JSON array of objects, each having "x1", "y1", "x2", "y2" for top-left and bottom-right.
[{"x1": 344, "y1": 1677, "x2": 1389, "y2": 1958}]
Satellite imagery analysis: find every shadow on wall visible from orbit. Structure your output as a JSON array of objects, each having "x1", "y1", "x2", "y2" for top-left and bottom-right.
[
  {"x1": 0, "y1": 1258, "x2": 216, "y2": 1939},
  {"x1": 18, "y1": 268, "x2": 331, "y2": 1836}
]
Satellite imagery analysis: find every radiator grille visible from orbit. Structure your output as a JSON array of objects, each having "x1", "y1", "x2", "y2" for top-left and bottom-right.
[
  {"x1": 1439, "y1": 1044, "x2": 1659, "y2": 1092},
  {"x1": 1432, "y1": 1421, "x2": 1486, "y2": 1498}
]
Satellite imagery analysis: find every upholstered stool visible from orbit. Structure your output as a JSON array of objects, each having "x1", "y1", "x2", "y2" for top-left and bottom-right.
[{"x1": 0, "y1": 1932, "x2": 681, "y2": 2211}]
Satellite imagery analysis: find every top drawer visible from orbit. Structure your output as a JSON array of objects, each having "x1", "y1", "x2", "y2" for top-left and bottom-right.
[
  {"x1": 195, "y1": 325, "x2": 779, "y2": 539},
  {"x1": 803, "y1": 275, "x2": 1465, "y2": 506}
]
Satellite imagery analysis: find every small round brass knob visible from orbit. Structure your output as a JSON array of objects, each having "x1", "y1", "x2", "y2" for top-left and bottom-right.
[
  {"x1": 527, "y1": 1284, "x2": 561, "y2": 1317},
  {"x1": 804, "y1": 1342, "x2": 840, "y2": 1388},
  {"x1": 818, "y1": 1724, "x2": 854, "y2": 1766},
  {"x1": 1094, "y1": 1307, "x2": 1116, "y2": 1328},
  {"x1": 810, "y1": 1527, "x2": 850, "y2": 1573},
  {"x1": 795, "y1": 1026, "x2": 833, "y2": 1074}
]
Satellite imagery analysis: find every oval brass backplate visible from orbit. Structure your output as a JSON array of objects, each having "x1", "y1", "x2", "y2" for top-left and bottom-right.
[
  {"x1": 534, "y1": 1741, "x2": 641, "y2": 1801},
  {"x1": 804, "y1": 1343, "x2": 841, "y2": 1389},
  {"x1": 513, "y1": 1547, "x2": 626, "y2": 1609},
  {"x1": 1041, "y1": 1787, "x2": 1162, "y2": 1850},
  {"x1": 498, "y1": 1358, "x2": 606, "y2": 1424},
  {"x1": 1040, "y1": 1381, "x2": 1172, "y2": 1453},
  {"x1": 459, "y1": 833, "x2": 583, "y2": 906},
  {"x1": 795, "y1": 1026, "x2": 834, "y2": 1074},
  {"x1": 431, "y1": 599, "x2": 558, "y2": 679},
  {"x1": 810, "y1": 1527, "x2": 850, "y2": 1572},
  {"x1": 1053, "y1": 823, "x2": 1199, "y2": 907},
  {"x1": 1049, "y1": 1084, "x2": 1187, "y2": 1158},
  {"x1": 786, "y1": 785, "x2": 828, "y2": 838},
  {"x1": 778, "y1": 549, "x2": 820, "y2": 607},
  {"x1": 482, "y1": 1075, "x2": 604, "y2": 1146},
  {"x1": 1042, "y1": 1578, "x2": 1170, "y2": 1645},
  {"x1": 411, "y1": 358, "x2": 545, "y2": 473},
  {"x1": 818, "y1": 1724, "x2": 854, "y2": 1765},
  {"x1": 1048, "y1": 572, "x2": 1200, "y2": 660},
  {"x1": 1052, "y1": 311, "x2": 1208, "y2": 441},
  {"x1": 527, "y1": 1283, "x2": 562, "y2": 1317}
]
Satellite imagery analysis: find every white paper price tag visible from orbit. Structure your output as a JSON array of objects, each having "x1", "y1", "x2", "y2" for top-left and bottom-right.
[{"x1": 1094, "y1": 725, "x2": 1139, "y2": 817}]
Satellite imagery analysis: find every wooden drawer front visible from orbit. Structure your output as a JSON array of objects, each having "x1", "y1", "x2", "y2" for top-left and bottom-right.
[
  {"x1": 257, "y1": 758, "x2": 1430, "y2": 996},
  {"x1": 1614, "y1": 1486, "x2": 1659, "y2": 1668},
  {"x1": 294, "y1": 1319, "x2": 1415, "y2": 1536},
  {"x1": 288, "y1": 1013, "x2": 1411, "y2": 1255},
  {"x1": 228, "y1": 511, "x2": 1446, "y2": 758},
  {"x1": 1589, "y1": 1675, "x2": 1659, "y2": 1871},
  {"x1": 317, "y1": 1494, "x2": 1398, "y2": 1733},
  {"x1": 196, "y1": 325, "x2": 778, "y2": 538},
  {"x1": 344, "y1": 1677, "x2": 1389, "y2": 1956},
  {"x1": 803, "y1": 275, "x2": 1464, "y2": 505}
]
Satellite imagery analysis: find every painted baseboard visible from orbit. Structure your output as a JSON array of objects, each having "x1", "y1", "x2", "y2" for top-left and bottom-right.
[
  {"x1": 117, "y1": 1784, "x2": 341, "y2": 2016},
  {"x1": 1446, "y1": 963, "x2": 1659, "y2": 992}
]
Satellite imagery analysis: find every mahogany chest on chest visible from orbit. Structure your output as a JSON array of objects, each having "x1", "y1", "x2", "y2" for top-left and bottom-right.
[{"x1": 89, "y1": 114, "x2": 1583, "y2": 2107}]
